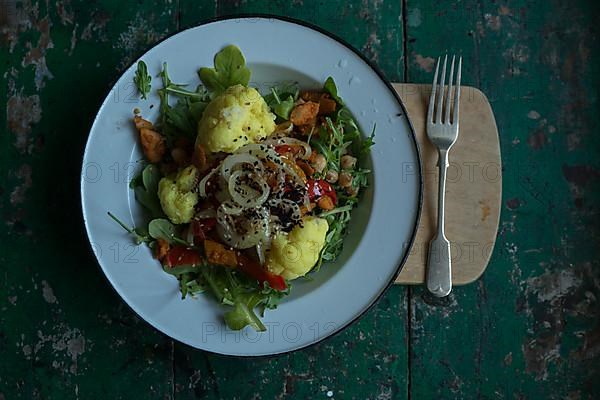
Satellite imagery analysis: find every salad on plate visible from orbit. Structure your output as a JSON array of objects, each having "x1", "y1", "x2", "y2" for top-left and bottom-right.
[{"x1": 109, "y1": 45, "x2": 375, "y2": 331}]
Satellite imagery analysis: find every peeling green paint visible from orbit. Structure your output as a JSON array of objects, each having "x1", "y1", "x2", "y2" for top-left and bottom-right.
[{"x1": 0, "y1": 0, "x2": 598, "y2": 399}]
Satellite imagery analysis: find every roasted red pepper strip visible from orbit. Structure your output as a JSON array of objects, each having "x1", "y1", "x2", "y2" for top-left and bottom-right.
[
  {"x1": 237, "y1": 255, "x2": 287, "y2": 291},
  {"x1": 306, "y1": 179, "x2": 337, "y2": 204},
  {"x1": 164, "y1": 246, "x2": 202, "y2": 268},
  {"x1": 191, "y1": 217, "x2": 217, "y2": 243}
]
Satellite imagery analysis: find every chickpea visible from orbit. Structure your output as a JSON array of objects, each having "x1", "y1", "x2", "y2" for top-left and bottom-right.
[
  {"x1": 341, "y1": 155, "x2": 357, "y2": 170},
  {"x1": 312, "y1": 153, "x2": 327, "y2": 173},
  {"x1": 325, "y1": 170, "x2": 339, "y2": 183},
  {"x1": 338, "y1": 171, "x2": 353, "y2": 188},
  {"x1": 346, "y1": 185, "x2": 359, "y2": 197}
]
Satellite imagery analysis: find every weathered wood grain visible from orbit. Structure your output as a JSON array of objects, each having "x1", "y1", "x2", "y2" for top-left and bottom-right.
[
  {"x1": 406, "y1": 0, "x2": 600, "y2": 398},
  {"x1": 1, "y1": 0, "x2": 598, "y2": 399},
  {"x1": 0, "y1": 1, "x2": 177, "y2": 398}
]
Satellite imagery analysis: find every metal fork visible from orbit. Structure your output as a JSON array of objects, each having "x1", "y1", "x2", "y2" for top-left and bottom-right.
[{"x1": 426, "y1": 55, "x2": 462, "y2": 297}]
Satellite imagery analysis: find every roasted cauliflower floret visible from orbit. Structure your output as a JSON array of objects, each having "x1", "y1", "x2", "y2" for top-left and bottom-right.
[
  {"x1": 197, "y1": 84, "x2": 276, "y2": 153},
  {"x1": 267, "y1": 217, "x2": 328, "y2": 280},
  {"x1": 158, "y1": 165, "x2": 198, "y2": 224}
]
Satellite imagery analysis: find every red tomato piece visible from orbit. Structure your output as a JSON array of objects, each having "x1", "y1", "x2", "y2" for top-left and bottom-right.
[
  {"x1": 306, "y1": 179, "x2": 337, "y2": 204},
  {"x1": 237, "y1": 256, "x2": 287, "y2": 291},
  {"x1": 191, "y1": 218, "x2": 217, "y2": 242}
]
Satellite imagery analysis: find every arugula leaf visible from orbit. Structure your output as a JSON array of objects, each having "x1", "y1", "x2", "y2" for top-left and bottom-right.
[
  {"x1": 258, "y1": 282, "x2": 290, "y2": 316},
  {"x1": 107, "y1": 211, "x2": 151, "y2": 245},
  {"x1": 224, "y1": 292, "x2": 266, "y2": 331},
  {"x1": 164, "y1": 99, "x2": 197, "y2": 139},
  {"x1": 198, "y1": 265, "x2": 289, "y2": 331},
  {"x1": 178, "y1": 273, "x2": 209, "y2": 299},
  {"x1": 189, "y1": 101, "x2": 208, "y2": 122},
  {"x1": 198, "y1": 45, "x2": 251, "y2": 95},
  {"x1": 319, "y1": 208, "x2": 352, "y2": 263},
  {"x1": 157, "y1": 63, "x2": 208, "y2": 144},
  {"x1": 324, "y1": 76, "x2": 344, "y2": 106},
  {"x1": 200, "y1": 266, "x2": 234, "y2": 306},
  {"x1": 222, "y1": 271, "x2": 266, "y2": 332},
  {"x1": 352, "y1": 168, "x2": 371, "y2": 189},
  {"x1": 310, "y1": 79, "x2": 376, "y2": 269},
  {"x1": 164, "y1": 84, "x2": 210, "y2": 102},
  {"x1": 163, "y1": 264, "x2": 201, "y2": 276},
  {"x1": 134, "y1": 61, "x2": 151, "y2": 99},
  {"x1": 356, "y1": 125, "x2": 376, "y2": 160}
]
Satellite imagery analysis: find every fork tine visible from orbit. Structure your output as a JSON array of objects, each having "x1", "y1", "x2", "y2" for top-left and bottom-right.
[
  {"x1": 428, "y1": 57, "x2": 440, "y2": 123},
  {"x1": 444, "y1": 55, "x2": 455, "y2": 124},
  {"x1": 435, "y1": 55, "x2": 448, "y2": 124},
  {"x1": 452, "y1": 56, "x2": 462, "y2": 125}
]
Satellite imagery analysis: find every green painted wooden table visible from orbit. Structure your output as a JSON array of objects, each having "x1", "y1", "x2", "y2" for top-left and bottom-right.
[{"x1": 1, "y1": 1, "x2": 599, "y2": 398}]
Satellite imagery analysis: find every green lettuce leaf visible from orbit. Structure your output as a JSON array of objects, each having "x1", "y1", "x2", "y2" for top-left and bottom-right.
[
  {"x1": 132, "y1": 164, "x2": 163, "y2": 218},
  {"x1": 198, "y1": 45, "x2": 251, "y2": 95},
  {"x1": 324, "y1": 76, "x2": 344, "y2": 106}
]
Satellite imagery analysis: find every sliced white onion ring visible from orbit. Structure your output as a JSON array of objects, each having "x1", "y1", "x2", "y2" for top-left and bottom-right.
[
  {"x1": 262, "y1": 137, "x2": 312, "y2": 159},
  {"x1": 195, "y1": 208, "x2": 217, "y2": 219},
  {"x1": 268, "y1": 198, "x2": 302, "y2": 229},
  {"x1": 216, "y1": 205, "x2": 270, "y2": 249},
  {"x1": 228, "y1": 170, "x2": 270, "y2": 208},
  {"x1": 220, "y1": 153, "x2": 264, "y2": 181},
  {"x1": 198, "y1": 166, "x2": 219, "y2": 198},
  {"x1": 220, "y1": 200, "x2": 244, "y2": 216}
]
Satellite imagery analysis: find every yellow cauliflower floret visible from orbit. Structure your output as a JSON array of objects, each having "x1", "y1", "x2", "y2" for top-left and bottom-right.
[
  {"x1": 267, "y1": 217, "x2": 329, "y2": 280},
  {"x1": 197, "y1": 84, "x2": 276, "y2": 153},
  {"x1": 158, "y1": 165, "x2": 198, "y2": 224}
]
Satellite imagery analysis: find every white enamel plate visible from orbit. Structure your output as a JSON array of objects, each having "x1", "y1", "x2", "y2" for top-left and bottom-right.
[{"x1": 81, "y1": 16, "x2": 421, "y2": 356}]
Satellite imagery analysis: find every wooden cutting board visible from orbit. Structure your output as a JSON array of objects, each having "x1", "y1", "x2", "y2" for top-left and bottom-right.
[{"x1": 393, "y1": 84, "x2": 502, "y2": 285}]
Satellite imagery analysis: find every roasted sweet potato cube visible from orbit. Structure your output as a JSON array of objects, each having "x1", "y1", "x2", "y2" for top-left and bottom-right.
[
  {"x1": 318, "y1": 97, "x2": 337, "y2": 115},
  {"x1": 155, "y1": 239, "x2": 170, "y2": 261},
  {"x1": 204, "y1": 240, "x2": 238, "y2": 267},
  {"x1": 296, "y1": 117, "x2": 317, "y2": 135},
  {"x1": 317, "y1": 196, "x2": 335, "y2": 211},
  {"x1": 134, "y1": 115, "x2": 153, "y2": 130},
  {"x1": 139, "y1": 128, "x2": 166, "y2": 163},
  {"x1": 300, "y1": 91, "x2": 323, "y2": 102},
  {"x1": 296, "y1": 160, "x2": 315, "y2": 177},
  {"x1": 290, "y1": 101, "x2": 320, "y2": 126}
]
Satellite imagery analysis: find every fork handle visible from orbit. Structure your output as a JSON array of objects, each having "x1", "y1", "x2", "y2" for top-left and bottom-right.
[{"x1": 426, "y1": 149, "x2": 452, "y2": 297}]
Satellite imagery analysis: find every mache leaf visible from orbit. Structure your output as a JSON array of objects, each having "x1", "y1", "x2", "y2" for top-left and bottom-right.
[
  {"x1": 134, "y1": 164, "x2": 163, "y2": 218},
  {"x1": 148, "y1": 218, "x2": 176, "y2": 242},
  {"x1": 324, "y1": 76, "x2": 344, "y2": 106},
  {"x1": 273, "y1": 95, "x2": 295, "y2": 120}
]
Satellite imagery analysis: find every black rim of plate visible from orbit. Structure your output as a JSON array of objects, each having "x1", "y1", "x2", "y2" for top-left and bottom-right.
[{"x1": 80, "y1": 14, "x2": 424, "y2": 358}]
